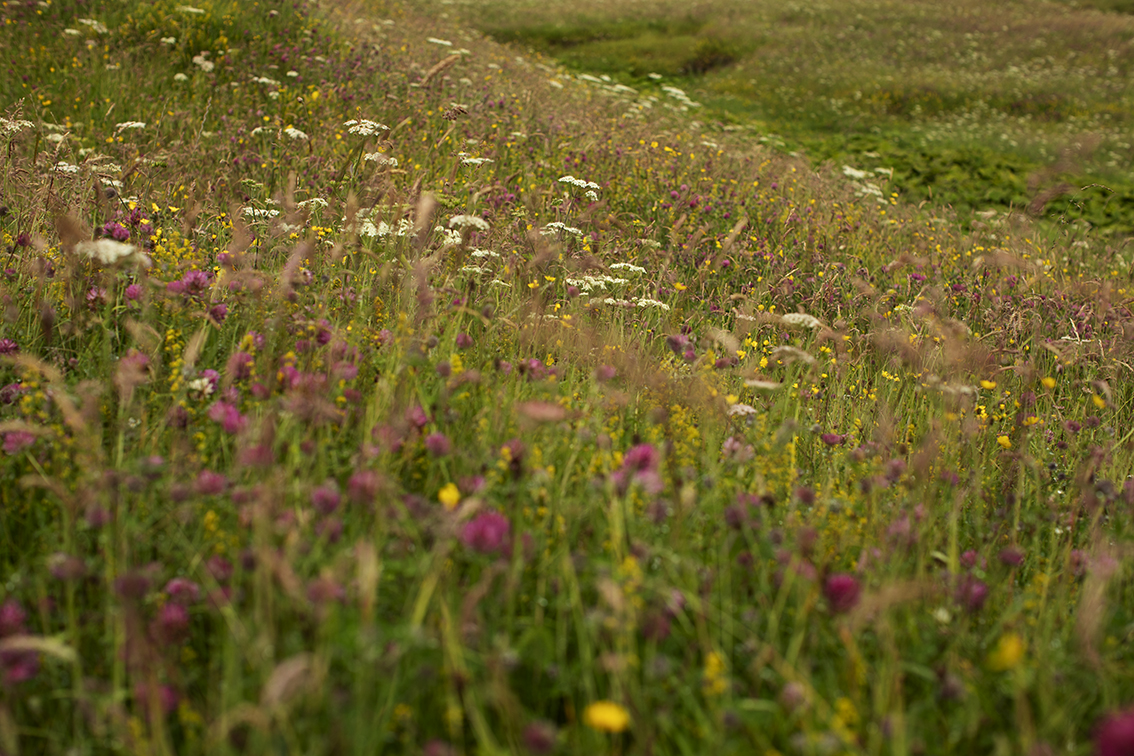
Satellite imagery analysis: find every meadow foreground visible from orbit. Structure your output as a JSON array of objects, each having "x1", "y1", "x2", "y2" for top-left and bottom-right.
[{"x1": 0, "y1": 0, "x2": 1132, "y2": 754}]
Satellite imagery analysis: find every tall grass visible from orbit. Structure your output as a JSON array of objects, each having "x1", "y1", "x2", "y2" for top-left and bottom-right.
[{"x1": 0, "y1": 0, "x2": 1132, "y2": 753}]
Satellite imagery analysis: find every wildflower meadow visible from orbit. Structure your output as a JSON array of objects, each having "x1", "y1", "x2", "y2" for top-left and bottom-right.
[{"x1": 1, "y1": 0, "x2": 1133, "y2": 753}]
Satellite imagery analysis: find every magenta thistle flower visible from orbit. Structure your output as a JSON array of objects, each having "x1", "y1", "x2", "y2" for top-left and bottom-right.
[
  {"x1": 152, "y1": 603, "x2": 191, "y2": 644},
  {"x1": 348, "y1": 470, "x2": 381, "y2": 504},
  {"x1": 1096, "y1": 706, "x2": 1134, "y2": 756},
  {"x1": 207, "y1": 401, "x2": 247, "y2": 434},
  {"x1": 3, "y1": 430, "x2": 35, "y2": 456},
  {"x1": 461, "y1": 510, "x2": 511, "y2": 554},
  {"x1": 0, "y1": 599, "x2": 26, "y2": 636},
  {"x1": 955, "y1": 575, "x2": 989, "y2": 613},
  {"x1": 164, "y1": 578, "x2": 201, "y2": 605},
  {"x1": 455, "y1": 332, "x2": 473, "y2": 349},
  {"x1": 0, "y1": 339, "x2": 18, "y2": 355},
  {"x1": 311, "y1": 481, "x2": 341, "y2": 515},
  {"x1": 405, "y1": 405, "x2": 429, "y2": 429},
  {"x1": 195, "y1": 469, "x2": 229, "y2": 496},
  {"x1": 998, "y1": 547, "x2": 1025, "y2": 567},
  {"x1": 1, "y1": 647, "x2": 39, "y2": 684},
  {"x1": 823, "y1": 573, "x2": 861, "y2": 613},
  {"x1": 820, "y1": 433, "x2": 846, "y2": 447},
  {"x1": 425, "y1": 432, "x2": 452, "y2": 457}
]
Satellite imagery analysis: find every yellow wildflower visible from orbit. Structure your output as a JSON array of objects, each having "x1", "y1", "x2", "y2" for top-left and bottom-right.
[
  {"x1": 987, "y1": 633, "x2": 1025, "y2": 671},
  {"x1": 438, "y1": 483, "x2": 460, "y2": 511},
  {"x1": 583, "y1": 701, "x2": 630, "y2": 733}
]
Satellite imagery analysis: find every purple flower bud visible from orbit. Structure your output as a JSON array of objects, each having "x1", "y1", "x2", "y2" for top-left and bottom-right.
[
  {"x1": 1096, "y1": 706, "x2": 1134, "y2": 756},
  {"x1": 206, "y1": 555, "x2": 233, "y2": 583},
  {"x1": 425, "y1": 432, "x2": 451, "y2": 457},
  {"x1": 998, "y1": 547, "x2": 1025, "y2": 567},
  {"x1": 153, "y1": 602, "x2": 191, "y2": 644},
  {"x1": 522, "y1": 721, "x2": 557, "y2": 754},
  {"x1": 348, "y1": 470, "x2": 381, "y2": 504},
  {"x1": 311, "y1": 481, "x2": 341, "y2": 515},
  {"x1": 3, "y1": 430, "x2": 36, "y2": 456},
  {"x1": 0, "y1": 599, "x2": 26, "y2": 636},
  {"x1": 824, "y1": 573, "x2": 861, "y2": 613},
  {"x1": 165, "y1": 578, "x2": 201, "y2": 605},
  {"x1": 821, "y1": 433, "x2": 846, "y2": 447},
  {"x1": 455, "y1": 332, "x2": 473, "y2": 349},
  {"x1": 195, "y1": 469, "x2": 229, "y2": 495},
  {"x1": 405, "y1": 405, "x2": 428, "y2": 429},
  {"x1": 208, "y1": 303, "x2": 228, "y2": 323},
  {"x1": 955, "y1": 575, "x2": 989, "y2": 613},
  {"x1": 461, "y1": 510, "x2": 511, "y2": 554}
]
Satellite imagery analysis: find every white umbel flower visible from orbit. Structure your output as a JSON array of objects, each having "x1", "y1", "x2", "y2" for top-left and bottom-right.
[{"x1": 75, "y1": 239, "x2": 149, "y2": 266}]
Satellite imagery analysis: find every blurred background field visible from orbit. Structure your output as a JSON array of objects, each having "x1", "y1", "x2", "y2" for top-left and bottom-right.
[{"x1": 446, "y1": 0, "x2": 1134, "y2": 235}]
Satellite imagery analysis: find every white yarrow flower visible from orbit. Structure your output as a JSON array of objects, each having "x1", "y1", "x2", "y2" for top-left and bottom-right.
[
  {"x1": 74, "y1": 239, "x2": 149, "y2": 266},
  {"x1": 781, "y1": 313, "x2": 823, "y2": 329},
  {"x1": 192, "y1": 53, "x2": 215, "y2": 73},
  {"x1": 114, "y1": 121, "x2": 146, "y2": 133},
  {"x1": 283, "y1": 126, "x2": 308, "y2": 140},
  {"x1": 727, "y1": 403, "x2": 758, "y2": 417},
  {"x1": 362, "y1": 152, "x2": 397, "y2": 166},
  {"x1": 77, "y1": 18, "x2": 108, "y2": 33},
  {"x1": 54, "y1": 162, "x2": 80, "y2": 174},
  {"x1": 344, "y1": 119, "x2": 389, "y2": 135},
  {"x1": 0, "y1": 117, "x2": 33, "y2": 135},
  {"x1": 609, "y1": 263, "x2": 646, "y2": 274},
  {"x1": 449, "y1": 214, "x2": 489, "y2": 232}
]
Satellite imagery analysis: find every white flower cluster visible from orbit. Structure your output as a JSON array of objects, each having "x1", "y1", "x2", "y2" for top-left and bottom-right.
[
  {"x1": 661, "y1": 85, "x2": 701, "y2": 109},
  {"x1": 297, "y1": 198, "x2": 328, "y2": 209},
  {"x1": 77, "y1": 18, "x2": 108, "y2": 34},
  {"x1": 590, "y1": 297, "x2": 670, "y2": 311},
  {"x1": 362, "y1": 152, "x2": 397, "y2": 166},
  {"x1": 178, "y1": 5, "x2": 206, "y2": 13},
  {"x1": 781, "y1": 313, "x2": 823, "y2": 330},
  {"x1": 192, "y1": 53, "x2": 214, "y2": 73},
  {"x1": 449, "y1": 214, "x2": 489, "y2": 232},
  {"x1": 426, "y1": 37, "x2": 452, "y2": 46},
  {"x1": 161, "y1": 36, "x2": 177, "y2": 45},
  {"x1": 558, "y1": 175, "x2": 600, "y2": 191},
  {"x1": 461, "y1": 156, "x2": 493, "y2": 166},
  {"x1": 242, "y1": 207, "x2": 280, "y2": 220},
  {"x1": 358, "y1": 218, "x2": 413, "y2": 238},
  {"x1": 566, "y1": 275, "x2": 628, "y2": 293},
  {"x1": 254, "y1": 76, "x2": 281, "y2": 86},
  {"x1": 470, "y1": 248, "x2": 500, "y2": 259},
  {"x1": 75, "y1": 239, "x2": 149, "y2": 266},
  {"x1": 283, "y1": 126, "x2": 308, "y2": 141},
  {"x1": 54, "y1": 162, "x2": 80, "y2": 174},
  {"x1": 344, "y1": 119, "x2": 389, "y2": 136},
  {"x1": 435, "y1": 226, "x2": 462, "y2": 246},
  {"x1": 0, "y1": 117, "x2": 33, "y2": 135},
  {"x1": 841, "y1": 165, "x2": 889, "y2": 205},
  {"x1": 114, "y1": 121, "x2": 146, "y2": 133},
  {"x1": 609, "y1": 263, "x2": 646, "y2": 274},
  {"x1": 540, "y1": 222, "x2": 583, "y2": 237}
]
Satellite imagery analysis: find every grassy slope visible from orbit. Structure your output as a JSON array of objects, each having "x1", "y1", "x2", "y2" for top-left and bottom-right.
[
  {"x1": 0, "y1": 0, "x2": 1132, "y2": 753},
  {"x1": 457, "y1": 0, "x2": 1134, "y2": 235}
]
